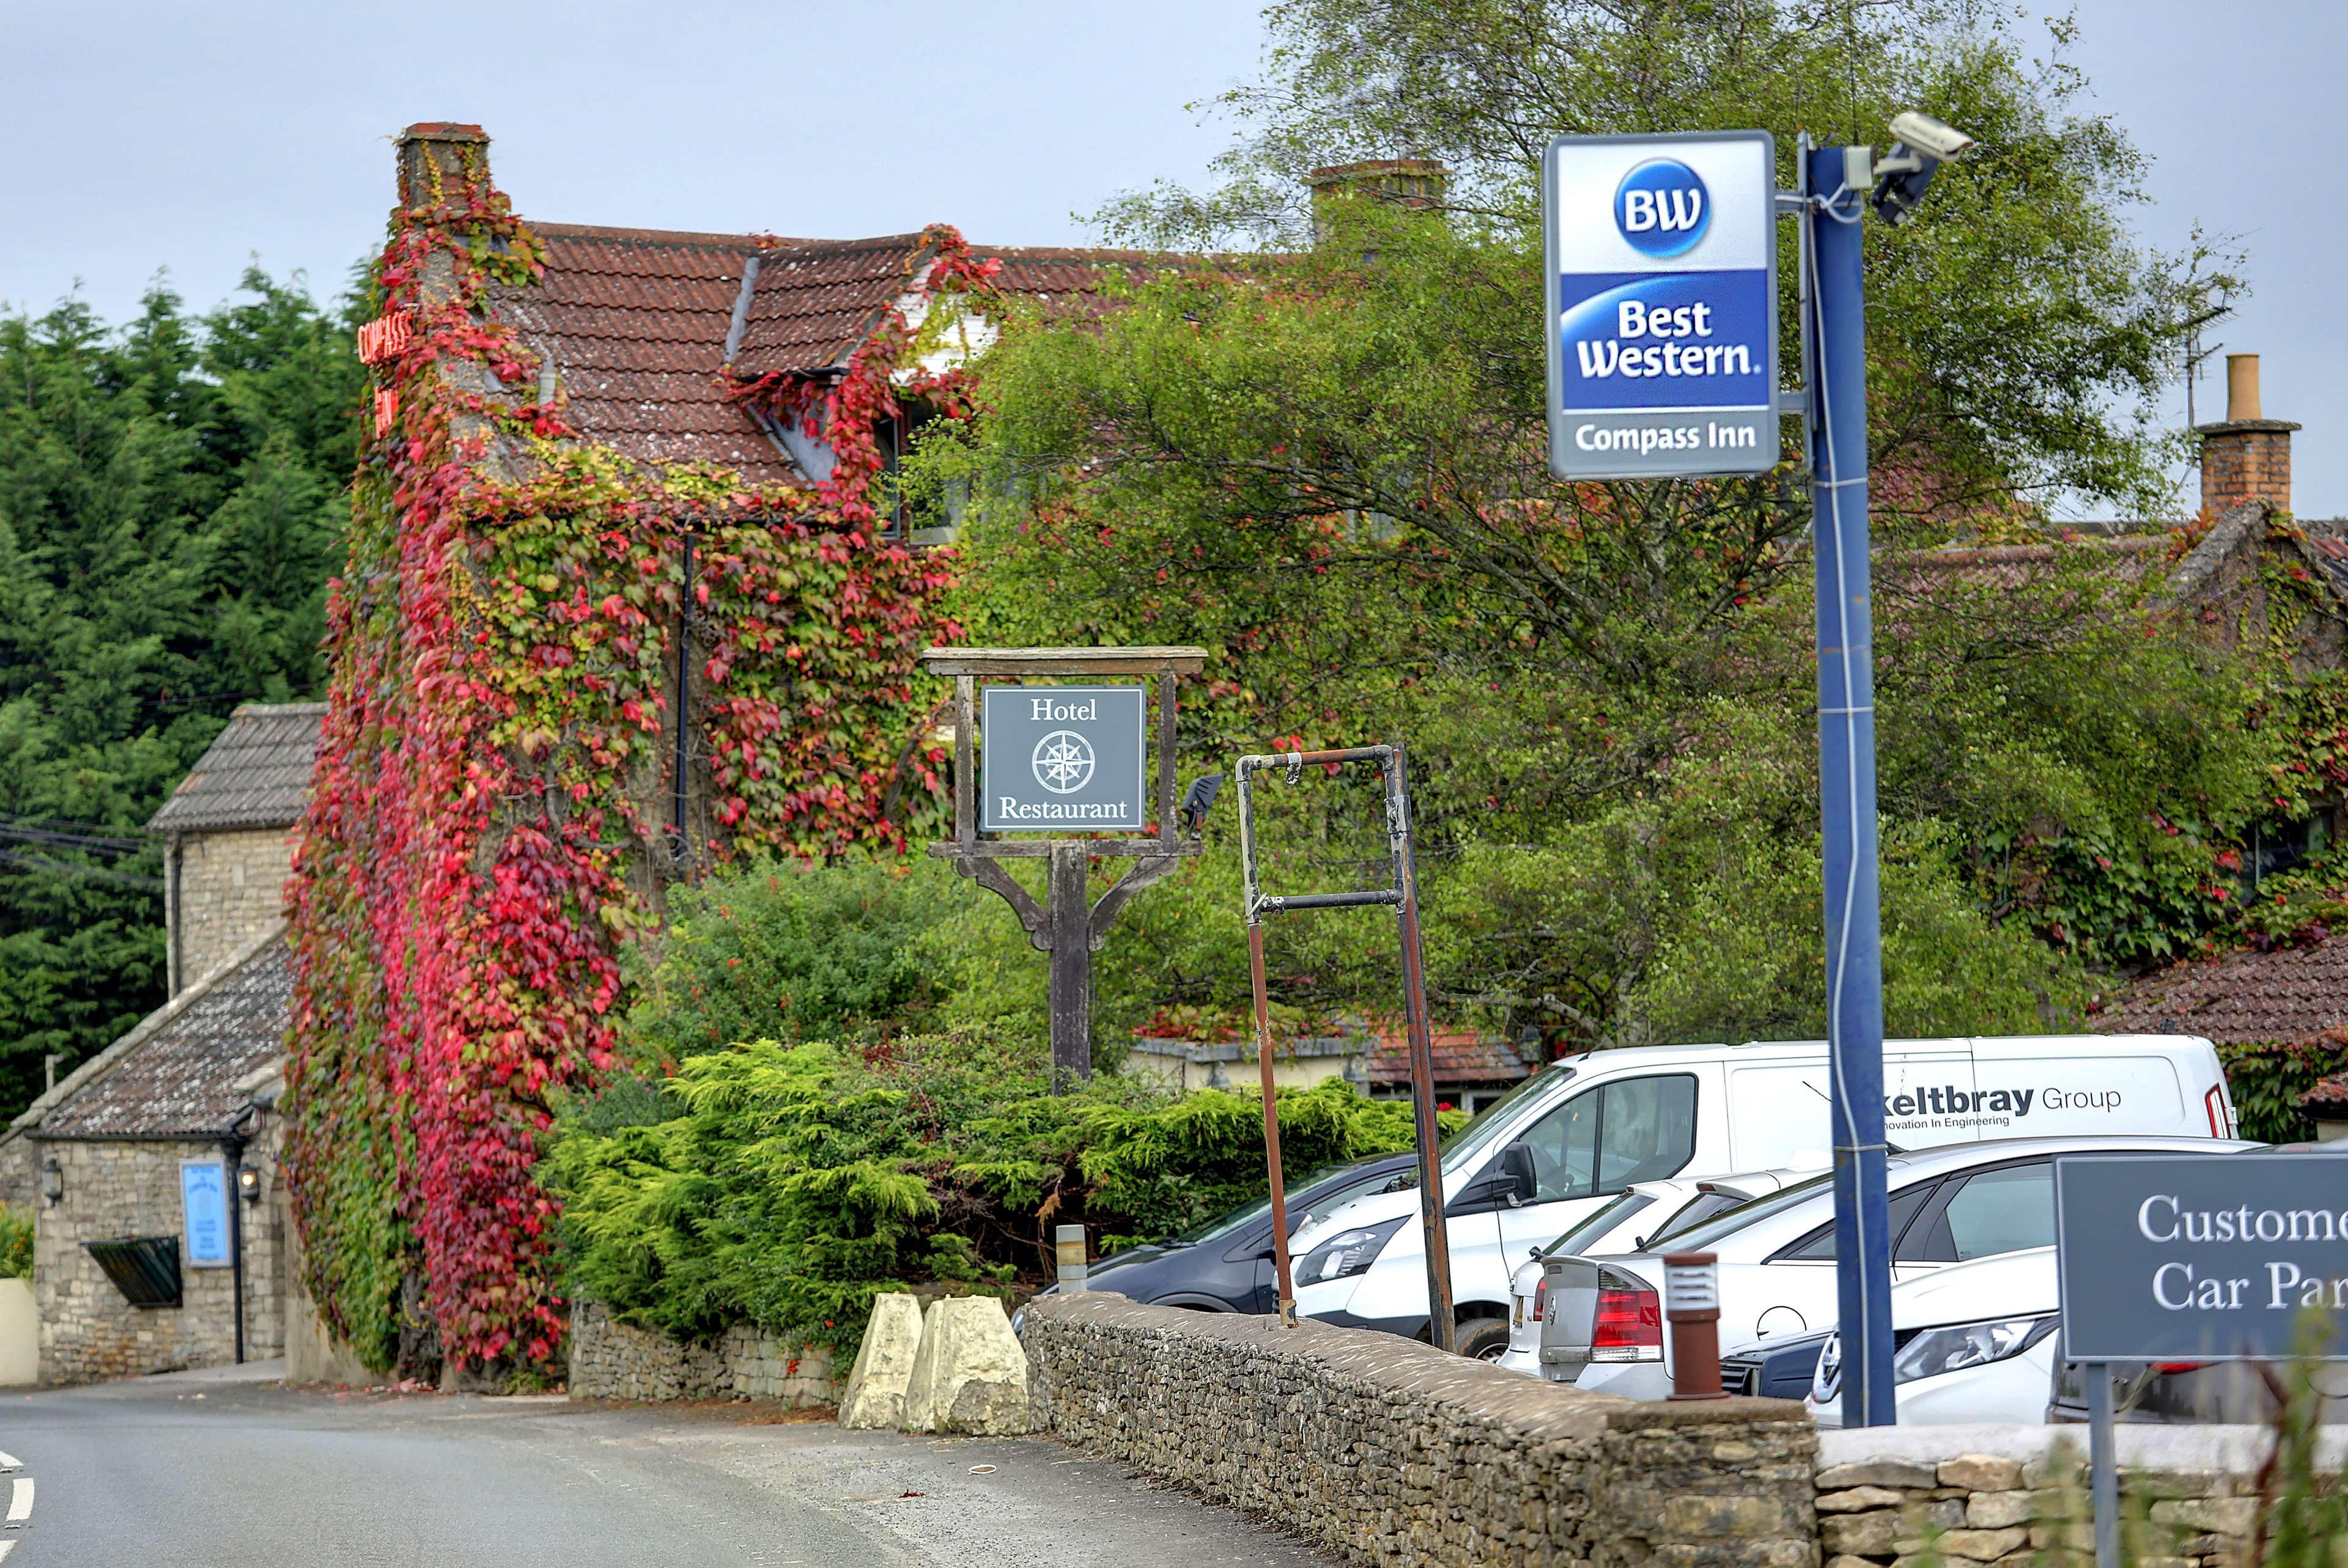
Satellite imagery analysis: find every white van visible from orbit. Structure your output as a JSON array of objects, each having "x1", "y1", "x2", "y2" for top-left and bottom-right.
[{"x1": 1285, "y1": 1034, "x2": 2237, "y2": 1348}]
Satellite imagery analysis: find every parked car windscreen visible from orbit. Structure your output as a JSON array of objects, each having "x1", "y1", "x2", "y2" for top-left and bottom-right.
[
  {"x1": 1642, "y1": 1170, "x2": 1839, "y2": 1253},
  {"x1": 1541, "y1": 1190, "x2": 1655, "y2": 1257},
  {"x1": 1437, "y1": 1061, "x2": 1576, "y2": 1172},
  {"x1": 1644, "y1": 1190, "x2": 1748, "y2": 1247}
]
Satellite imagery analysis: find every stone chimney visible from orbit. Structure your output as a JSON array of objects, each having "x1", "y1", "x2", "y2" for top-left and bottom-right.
[
  {"x1": 394, "y1": 122, "x2": 493, "y2": 216},
  {"x1": 2197, "y1": 353, "x2": 2298, "y2": 514},
  {"x1": 1305, "y1": 158, "x2": 1449, "y2": 248}
]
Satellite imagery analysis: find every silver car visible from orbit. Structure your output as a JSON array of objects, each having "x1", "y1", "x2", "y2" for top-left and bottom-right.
[{"x1": 1534, "y1": 1134, "x2": 2259, "y2": 1402}]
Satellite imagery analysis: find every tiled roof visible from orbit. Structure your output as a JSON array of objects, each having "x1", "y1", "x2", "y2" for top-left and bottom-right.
[
  {"x1": 732, "y1": 235, "x2": 929, "y2": 379},
  {"x1": 2095, "y1": 934, "x2": 2348, "y2": 1051},
  {"x1": 1365, "y1": 1024, "x2": 1534, "y2": 1090},
  {"x1": 38, "y1": 940, "x2": 289, "y2": 1139},
  {"x1": 147, "y1": 703, "x2": 324, "y2": 834},
  {"x1": 495, "y1": 224, "x2": 793, "y2": 482},
  {"x1": 493, "y1": 223, "x2": 1148, "y2": 487}
]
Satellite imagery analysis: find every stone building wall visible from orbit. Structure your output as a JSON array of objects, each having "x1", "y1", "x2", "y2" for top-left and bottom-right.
[
  {"x1": 567, "y1": 1301, "x2": 836, "y2": 1406},
  {"x1": 1021, "y1": 1292, "x2": 1818, "y2": 1568},
  {"x1": 33, "y1": 1124, "x2": 286, "y2": 1386},
  {"x1": 170, "y1": 828, "x2": 295, "y2": 992}
]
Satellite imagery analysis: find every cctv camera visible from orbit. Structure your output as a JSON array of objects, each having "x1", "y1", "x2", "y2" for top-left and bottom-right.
[
  {"x1": 1887, "y1": 111, "x2": 1974, "y2": 162},
  {"x1": 1869, "y1": 111, "x2": 1976, "y2": 225}
]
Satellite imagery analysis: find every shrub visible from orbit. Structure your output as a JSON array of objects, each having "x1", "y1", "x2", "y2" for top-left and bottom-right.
[
  {"x1": 0, "y1": 1206, "x2": 30, "y2": 1279},
  {"x1": 2221, "y1": 1042, "x2": 2331, "y2": 1145},
  {"x1": 544, "y1": 1026, "x2": 1447, "y2": 1356}
]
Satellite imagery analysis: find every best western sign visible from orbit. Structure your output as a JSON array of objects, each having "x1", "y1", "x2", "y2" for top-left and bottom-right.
[
  {"x1": 1545, "y1": 131, "x2": 1780, "y2": 479},
  {"x1": 2055, "y1": 1154, "x2": 2348, "y2": 1362},
  {"x1": 980, "y1": 685, "x2": 1147, "y2": 831}
]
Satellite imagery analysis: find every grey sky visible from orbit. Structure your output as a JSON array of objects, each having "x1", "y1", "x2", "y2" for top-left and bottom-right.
[{"x1": 4, "y1": 1, "x2": 2341, "y2": 516}]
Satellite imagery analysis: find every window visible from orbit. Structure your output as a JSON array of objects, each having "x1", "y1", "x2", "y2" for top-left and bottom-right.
[
  {"x1": 1512, "y1": 1075, "x2": 1698, "y2": 1202},
  {"x1": 1902, "y1": 1161, "x2": 2055, "y2": 1264},
  {"x1": 1647, "y1": 1190, "x2": 1746, "y2": 1247},
  {"x1": 1777, "y1": 1180, "x2": 1938, "y2": 1262},
  {"x1": 1544, "y1": 1191, "x2": 1656, "y2": 1258}
]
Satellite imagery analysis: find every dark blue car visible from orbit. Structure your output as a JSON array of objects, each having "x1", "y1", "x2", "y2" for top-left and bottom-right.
[{"x1": 1036, "y1": 1152, "x2": 1420, "y2": 1315}]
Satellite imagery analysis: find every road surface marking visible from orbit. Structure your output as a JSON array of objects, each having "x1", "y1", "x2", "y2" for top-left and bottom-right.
[
  {"x1": 0, "y1": 1536, "x2": 15, "y2": 1559},
  {"x1": 5, "y1": 1478, "x2": 29, "y2": 1523},
  {"x1": 0, "y1": 1454, "x2": 17, "y2": 1471}
]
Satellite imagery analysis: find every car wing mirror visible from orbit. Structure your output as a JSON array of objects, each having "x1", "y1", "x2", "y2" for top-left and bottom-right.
[{"x1": 1499, "y1": 1142, "x2": 1539, "y2": 1207}]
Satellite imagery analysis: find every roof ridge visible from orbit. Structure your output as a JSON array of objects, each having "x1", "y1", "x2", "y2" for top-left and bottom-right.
[{"x1": 531, "y1": 221, "x2": 780, "y2": 249}]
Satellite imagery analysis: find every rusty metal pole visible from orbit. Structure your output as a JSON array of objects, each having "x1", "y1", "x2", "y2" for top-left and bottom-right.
[
  {"x1": 1247, "y1": 921, "x2": 1298, "y2": 1326},
  {"x1": 1386, "y1": 745, "x2": 1456, "y2": 1355},
  {"x1": 1235, "y1": 758, "x2": 1298, "y2": 1325}
]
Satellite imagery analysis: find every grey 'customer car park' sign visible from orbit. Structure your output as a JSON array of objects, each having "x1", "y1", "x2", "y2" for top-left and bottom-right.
[
  {"x1": 980, "y1": 684, "x2": 1147, "y2": 832},
  {"x1": 2054, "y1": 1152, "x2": 2348, "y2": 1361}
]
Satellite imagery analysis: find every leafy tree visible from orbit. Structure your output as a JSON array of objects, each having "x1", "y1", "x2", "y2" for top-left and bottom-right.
[
  {"x1": 0, "y1": 269, "x2": 363, "y2": 1114},
  {"x1": 907, "y1": 0, "x2": 2284, "y2": 1052}
]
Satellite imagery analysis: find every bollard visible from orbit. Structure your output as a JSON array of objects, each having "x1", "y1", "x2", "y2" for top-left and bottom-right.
[
  {"x1": 1662, "y1": 1251, "x2": 1727, "y2": 1400},
  {"x1": 1055, "y1": 1223, "x2": 1090, "y2": 1293}
]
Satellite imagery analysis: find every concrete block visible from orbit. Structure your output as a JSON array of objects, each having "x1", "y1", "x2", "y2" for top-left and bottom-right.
[
  {"x1": 1940, "y1": 1455, "x2": 2025, "y2": 1492},
  {"x1": 901, "y1": 1296, "x2": 1031, "y2": 1436},
  {"x1": 837, "y1": 1292, "x2": 925, "y2": 1430}
]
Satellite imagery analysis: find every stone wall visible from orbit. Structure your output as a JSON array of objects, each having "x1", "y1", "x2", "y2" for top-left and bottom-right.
[
  {"x1": 34, "y1": 1123, "x2": 286, "y2": 1385},
  {"x1": 1021, "y1": 1292, "x2": 1817, "y2": 1568},
  {"x1": 170, "y1": 828, "x2": 295, "y2": 994},
  {"x1": 1814, "y1": 1424, "x2": 2348, "y2": 1568},
  {"x1": 567, "y1": 1301, "x2": 836, "y2": 1407}
]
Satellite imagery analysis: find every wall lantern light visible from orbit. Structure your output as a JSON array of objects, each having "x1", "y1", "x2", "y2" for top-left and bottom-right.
[
  {"x1": 40, "y1": 1155, "x2": 62, "y2": 1207},
  {"x1": 238, "y1": 1165, "x2": 261, "y2": 1205}
]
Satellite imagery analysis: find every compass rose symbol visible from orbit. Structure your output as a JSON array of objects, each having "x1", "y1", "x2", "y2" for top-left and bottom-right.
[{"x1": 1032, "y1": 730, "x2": 1095, "y2": 794}]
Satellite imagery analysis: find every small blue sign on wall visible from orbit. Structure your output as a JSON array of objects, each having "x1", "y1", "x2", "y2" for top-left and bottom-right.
[
  {"x1": 1545, "y1": 130, "x2": 1781, "y2": 480},
  {"x1": 181, "y1": 1160, "x2": 232, "y2": 1268}
]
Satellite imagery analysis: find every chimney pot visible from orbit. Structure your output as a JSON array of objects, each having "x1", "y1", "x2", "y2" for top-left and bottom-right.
[
  {"x1": 2196, "y1": 350, "x2": 2298, "y2": 516},
  {"x1": 2225, "y1": 353, "x2": 2262, "y2": 421}
]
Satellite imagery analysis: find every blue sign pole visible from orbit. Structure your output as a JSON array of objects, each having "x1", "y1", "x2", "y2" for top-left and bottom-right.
[{"x1": 1805, "y1": 144, "x2": 1896, "y2": 1428}]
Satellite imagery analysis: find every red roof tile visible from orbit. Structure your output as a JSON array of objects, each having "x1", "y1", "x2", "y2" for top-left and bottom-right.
[
  {"x1": 1363, "y1": 1023, "x2": 1532, "y2": 1089},
  {"x1": 491, "y1": 222, "x2": 1154, "y2": 487},
  {"x1": 2096, "y1": 933, "x2": 2348, "y2": 1050}
]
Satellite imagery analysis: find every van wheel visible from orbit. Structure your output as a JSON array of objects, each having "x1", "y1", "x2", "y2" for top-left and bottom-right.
[{"x1": 1453, "y1": 1318, "x2": 1512, "y2": 1361}]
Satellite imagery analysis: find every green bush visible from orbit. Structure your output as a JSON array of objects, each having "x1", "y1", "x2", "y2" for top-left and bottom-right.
[
  {"x1": 2220, "y1": 1042, "x2": 2331, "y2": 1146},
  {"x1": 624, "y1": 856, "x2": 964, "y2": 1066},
  {"x1": 544, "y1": 1027, "x2": 1446, "y2": 1356},
  {"x1": 0, "y1": 1205, "x2": 31, "y2": 1279}
]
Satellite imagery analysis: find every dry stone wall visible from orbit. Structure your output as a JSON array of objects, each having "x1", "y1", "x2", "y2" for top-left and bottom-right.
[
  {"x1": 1021, "y1": 1292, "x2": 1818, "y2": 1568},
  {"x1": 567, "y1": 1301, "x2": 835, "y2": 1406},
  {"x1": 1814, "y1": 1427, "x2": 2344, "y2": 1568}
]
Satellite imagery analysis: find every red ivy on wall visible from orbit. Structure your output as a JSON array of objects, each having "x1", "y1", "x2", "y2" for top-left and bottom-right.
[{"x1": 283, "y1": 142, "x2": 966, "y2": 1377}]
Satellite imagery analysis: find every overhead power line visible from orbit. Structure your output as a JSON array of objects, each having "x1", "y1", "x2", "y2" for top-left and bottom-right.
[{"x1": 0, "y1": 847, "x2": 164, "y2": 893}]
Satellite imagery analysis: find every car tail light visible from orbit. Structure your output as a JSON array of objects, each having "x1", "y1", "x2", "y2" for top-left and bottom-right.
[
  {"x1": 2154, "y1": 1361, "x2": 2208, "y2": 1375},
  {"x1": 1532, "y1": 1276, "x2": 1549, "y2": 1323},
  {"x1": 2206, "y1": 1084, "x2": 2231, "y2": 1138},
  {"x1": 1591, "y1": 1267, "x2": 1663, "y2": 1362}
]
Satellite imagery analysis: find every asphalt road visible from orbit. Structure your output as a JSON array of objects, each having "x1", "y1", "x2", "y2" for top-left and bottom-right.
[{"x1": 0, "y1": 1360, "x2": 1337, "y2": 1567}]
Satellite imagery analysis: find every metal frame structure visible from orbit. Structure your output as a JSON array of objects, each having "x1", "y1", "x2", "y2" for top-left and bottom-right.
[
  {"x1": 918, "y1": 646, "x2": 1206, "y2": 1085},
  {"x1": 1231, "y1": 743, "x2": 1456, "y2": 1352}
]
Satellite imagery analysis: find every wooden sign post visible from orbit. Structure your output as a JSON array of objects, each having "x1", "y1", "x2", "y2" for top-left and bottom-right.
[{"x1": 918, "y1": 646, "x2": 1206, "y2": 1086}]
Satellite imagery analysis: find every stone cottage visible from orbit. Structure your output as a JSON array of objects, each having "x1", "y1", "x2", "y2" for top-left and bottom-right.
[{"x1": 0, "y1": 702, "x2": 320, "y2": 1383}]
